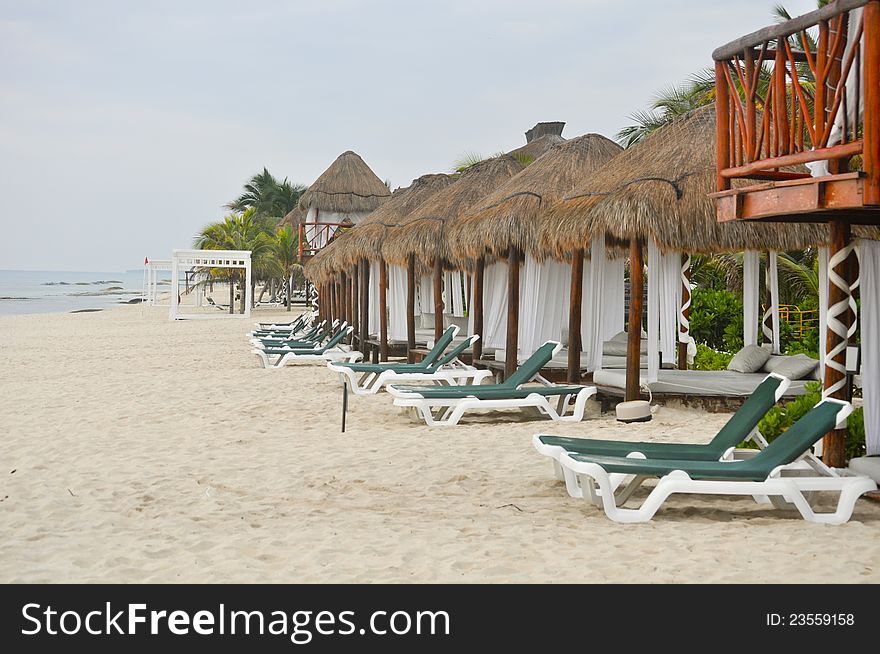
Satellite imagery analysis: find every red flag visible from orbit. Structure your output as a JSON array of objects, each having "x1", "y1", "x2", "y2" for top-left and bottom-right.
[{"x1": 144, "y1": 256, "x2": 149, "y2": 265}]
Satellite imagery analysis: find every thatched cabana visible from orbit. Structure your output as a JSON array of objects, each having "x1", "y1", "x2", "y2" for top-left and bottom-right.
[
  {"x1": 277, "y1": 206, "x2": 305, "y2": 233},
  {"x1": 543, "y1": 106, "x2": 828, "y2": 401},
  {"x1": 298, "y1": 151, "x2": 390, "y2": 256},
  {"x1": 446, "y1": 133, "x2": 623, "y2": 376},
  {"x1": 381, "y1": 156, "x2": 524, "y2": 343}
]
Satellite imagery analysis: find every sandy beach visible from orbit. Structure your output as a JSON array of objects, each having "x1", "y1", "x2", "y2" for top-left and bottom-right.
[{"x1": 1, "y1": 305, "x2": 878, "y2": 583}]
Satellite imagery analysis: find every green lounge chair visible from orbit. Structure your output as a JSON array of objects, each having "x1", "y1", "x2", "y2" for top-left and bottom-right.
[
  {"x1": 387, "y1": 341, "x2": 596, "y2": 427},
  {"x1": 252, "y1": 324, "x2": 360, "y2": 368},
  {"x1": 555, "y1": 398, "x2": 876, "y2": 524},
  {"x1": 327, "y1": 326, "x2": 492, "y2": 395},
  {"x1": 533, "y1": 373, "x2": 791, "y2": 497},
  {"x1": 253, "y1": 320, "x2": 337, "y2": 347}
]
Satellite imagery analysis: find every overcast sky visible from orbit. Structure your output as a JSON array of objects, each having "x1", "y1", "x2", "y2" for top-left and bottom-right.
[{"x1": 0, "y1": 0, "x2": 817, "y2": 271}]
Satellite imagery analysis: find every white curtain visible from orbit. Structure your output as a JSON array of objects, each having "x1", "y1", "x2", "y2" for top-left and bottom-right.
[
  {"x1": 602, "y1": 256, "x2": 626, "y2": 340},
  {"x1": 482, "y1": 262, "x2": 509, "y2": 349},
  {"x1": 647, "y1": 240, "x2": 680, "y2": 383},
  {"x1": 303, "y1": 208, "x2": 370, "y2": 249},
  {"x1": 861, "y1": 239, "x2": 879, "y2": 455},
  {"x1": 583, "y1": 240, "x2": 605, "y2": 371},
  {"x1": 444, "y1": 271, "x2": 466, "y2": 317},
  {"x1": 763, "y1": 251, "x2": 781, "y2": 353},
  {"x1": 743, "y1": 250, "x2": 760, "y2": 347},
  {"x1": 818, "y1": 245, "x2": 830, "y2": 380},
  {"x1": 417, "y1": 275, "x2": 433, "y2": 314},
  {"x1": 387, "y1": 265, "x2": 408, "y2": 341},
  {"x1": 518, "y1": 255, "x2": 571, "y2": 357},
  {"x1": 368, "y1": 261, "x2": 381, "y2": 336}
]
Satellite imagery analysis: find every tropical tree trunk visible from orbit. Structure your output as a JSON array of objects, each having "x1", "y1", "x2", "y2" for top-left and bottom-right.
[
  {"x1": 286, "y1": 271, "x2": 293, "y2": 312},
  {"x1": 228, "y1": 274, "x2": 234, "y2": 315},
  {"x1": 240, "y1": 272, "x2": 246, "y2": 314},
  {"x1": 251, "y1": 276, "x2": 257, "y2": 309}
]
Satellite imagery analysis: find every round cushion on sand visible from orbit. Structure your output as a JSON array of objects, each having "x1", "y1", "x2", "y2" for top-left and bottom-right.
[{"x1": 616, "y1": 400, "x2": 652, "y2": 423}]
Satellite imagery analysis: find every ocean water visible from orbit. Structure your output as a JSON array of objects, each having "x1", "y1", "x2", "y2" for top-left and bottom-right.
[{"x1": 0, "y1": 269, "x2": 166, "y2": 316}]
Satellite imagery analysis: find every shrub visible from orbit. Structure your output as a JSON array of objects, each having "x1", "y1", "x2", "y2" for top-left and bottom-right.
[
  {"x1": 693, "y1": 343, "x2": 733, "y2": 371},
  {"x1": 689, "y1": 288, "x2": 744, "y2": 351},
  {"x1": 752, "y1": 381, "x2": 865, "y2": 460}
]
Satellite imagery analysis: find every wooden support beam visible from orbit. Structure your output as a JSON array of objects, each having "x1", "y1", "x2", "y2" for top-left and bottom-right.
[
  {"x1": 472, "y1": 257, "x2": 485, "y2": 362},
  {"x1": 865, "y1": 0, "x2": 880, "y2": 204},
  {"x1": 822, "y1": 221, "x2": 853, "y2": 467},
  {"x1": 715, "y1": 61, "x2": 732, "y2": 192},
  {"x1": 505, "y1": 247, "x2": 521, "y2": 379},
  {"x1": 433, "y1": 256, "x2": 444, "y2": 343},
  {"x1": 678, "y1": 254, "x2": 691, "y2": 370},
  {"x1": 406, "y1": 254, "x2": 416, "y2": 362},
  {"x1": 626, "y1": 240, "x2": 644, "y2": 402},
  {"x1": 359, "y1": 259, "x2": 369, "y2": 349},
  {"x1": 567, "y1": 248, "x2": 584, "y2": 384},
  {"x1": 379, "y1": 259, "x2": 388, "y2": 362},
  {"x1": 721, "y1": 141, "x2": 863, "y2": 179},
  {"x1": 351, "y1": 264, "x2": 359, "y2": 345}
]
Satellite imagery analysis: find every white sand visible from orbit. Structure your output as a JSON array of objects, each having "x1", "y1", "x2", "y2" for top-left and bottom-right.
[{"x1": 1, "y1": 305, "x2": 879, "y2": 583}]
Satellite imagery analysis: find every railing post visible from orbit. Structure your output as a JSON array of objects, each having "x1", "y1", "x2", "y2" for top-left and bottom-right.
[
  {"x1": 715, "y1": 61, "x2": 731, "y2": 192},
  {"x1": 865, "y1": 0, "x2": 880, "y2": 204}
]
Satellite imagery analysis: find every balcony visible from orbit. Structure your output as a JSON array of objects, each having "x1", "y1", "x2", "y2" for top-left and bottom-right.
[
  {"x1": 711, "y1": 0, "x2": 880, "y2": 225},
  {"x1": 298, "y1": 221, "x2": 350, "y2": 259}
]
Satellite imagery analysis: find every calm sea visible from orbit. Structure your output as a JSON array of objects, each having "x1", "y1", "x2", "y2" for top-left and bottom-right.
[{"x1": 0, "y1": 269, "x2": 167, "y2": 316}]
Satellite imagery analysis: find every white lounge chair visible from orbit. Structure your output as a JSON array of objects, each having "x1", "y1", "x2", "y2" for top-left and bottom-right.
[
  {"x1": 553, "y1": 398, "x2": 876, "y2": 524},
  {"x1": 387, "y1": 341, "x2": 597, "y2": 427},
  {"x1": 252, "y1": 324, "x2": 362, "y2": 368},
  {"x1": 327, "y1": 326, "x2": 492, "y2": 395}
]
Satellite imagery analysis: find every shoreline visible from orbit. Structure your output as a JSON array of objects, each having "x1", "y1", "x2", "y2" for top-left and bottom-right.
[{"x1": 2, "y1": 305, "x2": 879, "y2": 583}]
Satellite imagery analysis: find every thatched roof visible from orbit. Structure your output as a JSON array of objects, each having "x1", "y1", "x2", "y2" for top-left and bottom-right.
[
  {"x1": 277, "y1": 206, "x2": 305, "y2": 232},
  {"x1": 541, "y1": 106, "x2": 827, "y2": 256},
  {"x1": 298, "y1": 150, "x2": 391, "y2": 214},
  {"x1": 381, "y1": 155, "x2": 524, "y2": 267},
  {"x1": 303, "y1": 234, "x2": 348, "y2": 284},
  {"x1": 333, "y1": 173, "x2": 455, "y2": 270},
  {"x1": 447, "y1": 134, "x2": 622, "y2": 261},
  {"x1": 508, "y1": 134, "x2": 565, "y2": 164}
]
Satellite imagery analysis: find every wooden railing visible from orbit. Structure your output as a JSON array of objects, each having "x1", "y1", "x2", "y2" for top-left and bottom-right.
[
  {"x1": 714, "y1": 0, "x2": 880, "y2": 205},
  {"x1": 298, "y1": 222, "x2": 350, "y2": 259}
]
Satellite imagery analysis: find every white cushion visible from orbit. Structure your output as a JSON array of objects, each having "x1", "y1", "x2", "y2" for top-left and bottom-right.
[
  {"x1": 603, "y1": 338, "x2": 648, "y2": 356},
  {"x1": 727, "y1": 345, "x2": 772, "y2": 373},
  {"x1": 419, "y1": 313, "x2": 435, "y2": 329},
  {"x1": 763, "y1": 353, "x2": 819, "y2": 380}
]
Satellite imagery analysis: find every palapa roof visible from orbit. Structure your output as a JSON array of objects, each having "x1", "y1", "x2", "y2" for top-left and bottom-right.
[
  {"x1": 542, "y1": 106, "x2": 828, "y2": 256},
  {"x1": 447, "y1": 133, "x2": 622, "y2": 261},
  {"x1": 381, "y1": 155, "x2": 524, "y2": 267},
  {"x1": 277, "y1": 206, "x2": 305, "y2": 232},
  {"x1": 298, "y1": 150, "x2": 391, "y2": 214},
  {"x1": 508, "y1": 134, "x2": 565, "y2": 163},
  {"x1": 334, "y1": 173, "x2": 455, "y2": 270}
]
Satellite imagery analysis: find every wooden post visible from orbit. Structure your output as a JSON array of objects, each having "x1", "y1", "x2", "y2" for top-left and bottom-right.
[
  {"x1": 626, "y1": 240, "x2": 644, "y2": 402},
  {"x1": 340, "y1": 271, "x2": 348, "y2": 327},
  {"x1": 472, "y1": 257, "x2": 485, "y2": 362},
  {"x1": 433, "y1": 255, "x2": 444, "y2": 343},
  {"x1": 351, "y1": 264, "x2": 361, "y2": 347},
  {"x1": 822, "y1": 221, "x2": 852, "y2": 467},
  {"x1": 864, "y1": 1, "x2": 880, "y2": 204},
  {"x1": 567, "y1": 248, "x2": 584, "y2": 384},
  {"x1": 678, "y1": 254, "x2": 691, "y2": 370},
  {"x1": 406, "y1": 254, "x2": 416, "y2": 362},
  {"x1": 715, "y1": 60, "x2": 731, "y2": 192},
  {"x1": 359, "y1": 259, "x2": 370, "y2": 348},
  {"x1": 505, "y1": 246, "x2": 521, "y2": 379},
  {"x1": 379, "y1": 259, "x2": 388, "y2": 362}
]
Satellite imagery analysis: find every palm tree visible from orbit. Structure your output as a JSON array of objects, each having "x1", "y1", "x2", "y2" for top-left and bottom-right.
[
  {"x1": 226, "y1": 168, "x2": 307, "y2": 223},
  {"x1": 273, "y1": 227, "x2": 299, "y2": 312}
]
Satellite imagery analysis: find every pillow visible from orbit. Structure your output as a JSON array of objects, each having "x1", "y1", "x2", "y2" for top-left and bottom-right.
[
  {"x1": 609, "y1": 331, "x2": 628, "y2": 343},
  {"x1": 603, "y1": 338, "x2": 648, "y2": 357},
  {"x1": 762, "y1": 354, "x2": 820, "y2": 380},
  {"x1": 727, "y1": 345, "x2": 772, "y2": 373},
  {"x1": 419, "y1": 312, "x2": 435, "y2": 329}
]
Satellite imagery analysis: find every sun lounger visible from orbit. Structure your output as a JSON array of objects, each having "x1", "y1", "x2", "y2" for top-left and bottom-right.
[
  {"x1": 327, "y1": 326, "x2": 493, "y2": 395},
  {"x1": 533, "y1": 373, "x2": 791, "y2": 497},
  {"x1": 251, "y1": 320, "x2": 339, "y2": 348},
  {"x1": 255, "y1": 313, "x2": 311, "y2": 332},
  {"x1": 249, "y1": 317, "x2": 324, "y2": 340},
  {"x1": 387, "y1": 341, "x2": 597, "y2": 427},
  {"x1": 252, "y1": 324, "x2": 361, "y2": 368},
  {"x1": 553, "y1": 398, "x2": 876, "y2": 524}
]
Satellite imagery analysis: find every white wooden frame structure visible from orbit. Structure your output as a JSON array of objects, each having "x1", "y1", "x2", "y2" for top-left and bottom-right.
[
  {"x1": 170, "y1": 249, "x2": 252, "y2": 320},
  {"x1": 142, "y1": 259, "x2": 172, "y2": 306}
]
